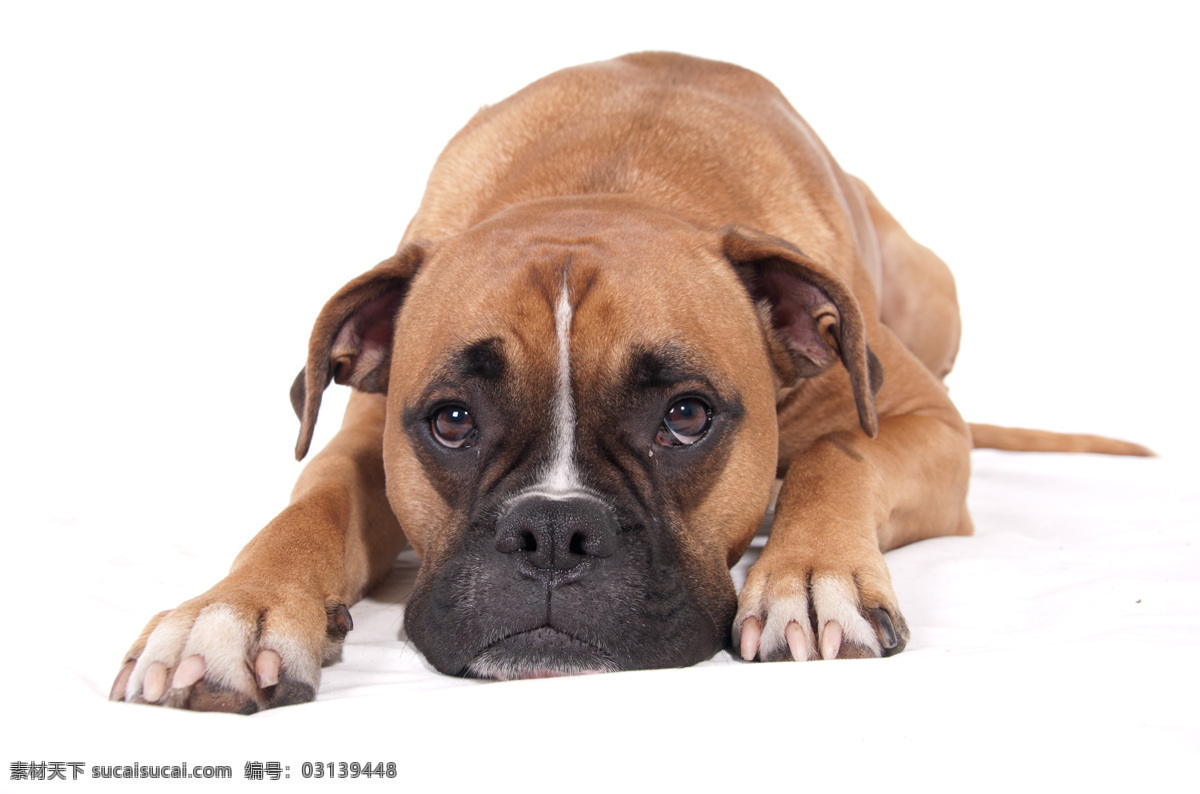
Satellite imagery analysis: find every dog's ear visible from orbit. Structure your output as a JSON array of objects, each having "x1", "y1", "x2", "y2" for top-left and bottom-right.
[
  {"x1": 721, "y1": 225, "x2": 880, "y2": 438},
  {"x1": 290, "y1": 243, "x2": 425, "y2": 460}
]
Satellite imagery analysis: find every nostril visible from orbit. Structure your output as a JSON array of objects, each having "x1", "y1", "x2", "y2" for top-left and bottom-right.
[{"x1": 494, "y1": 496, "x2": 618, "y2": 571}]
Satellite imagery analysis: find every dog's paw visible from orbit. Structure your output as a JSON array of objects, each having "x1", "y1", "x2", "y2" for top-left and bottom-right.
[
  {"x1": 732, "y1": 556, "x2": 908, "y2": 662},
  {"x1": 109, "y1": 583, "x2": 353, "y2": 712}
]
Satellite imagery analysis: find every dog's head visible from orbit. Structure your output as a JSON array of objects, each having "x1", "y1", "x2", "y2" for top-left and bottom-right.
[{"x1": 291, "y1": 197, "x2": 877, "y2": 679}]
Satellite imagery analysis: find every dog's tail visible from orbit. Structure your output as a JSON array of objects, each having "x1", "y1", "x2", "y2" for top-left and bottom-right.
[{"x1": 968, "y1": 423, "x2": 1154, "y2": 456}]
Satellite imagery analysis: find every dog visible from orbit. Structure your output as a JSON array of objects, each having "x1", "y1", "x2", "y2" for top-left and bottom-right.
[{"x1": 111, "y1": 52, "x2": 1149, "y2": 712}]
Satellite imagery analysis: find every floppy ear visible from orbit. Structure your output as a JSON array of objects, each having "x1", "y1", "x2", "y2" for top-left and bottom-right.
[
  {"x1": 721, "y1": 225, "x2": 881, "y2": 438},
  {"x1": 290, "y1": 243, "x2": 425, "y2": 460}
]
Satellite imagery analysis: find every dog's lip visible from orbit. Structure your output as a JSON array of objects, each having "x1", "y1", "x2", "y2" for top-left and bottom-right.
[
  {"x1": 464, "y1": 626, "x2": 616, "y2": 680},
  {"x1": 483, "y1": 625, "x2": 601, "y2": 650}
]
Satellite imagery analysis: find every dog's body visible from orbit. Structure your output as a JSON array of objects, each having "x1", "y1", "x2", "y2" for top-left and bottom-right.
[{"x1": 111, "y1": 53, "x2": 1143, "y2": 711}]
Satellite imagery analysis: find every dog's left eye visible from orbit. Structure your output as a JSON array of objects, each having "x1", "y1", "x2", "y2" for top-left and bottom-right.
[
  {"x1": 432, "y1": 405, "x2": 478, "y2": 449},
  {"x1": 656, "y1": 397, "x2": 712, "y2": 447}
]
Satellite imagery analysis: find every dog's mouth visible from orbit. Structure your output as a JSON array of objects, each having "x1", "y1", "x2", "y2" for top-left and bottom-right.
[{"x1": 463, "y1": 627, "x2": 618, "y2": 681}]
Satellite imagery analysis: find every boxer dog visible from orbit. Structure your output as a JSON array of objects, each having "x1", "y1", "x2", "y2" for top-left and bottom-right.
[{"x1": 111, "y1": 52, "x2": 1148, "y2": 712}]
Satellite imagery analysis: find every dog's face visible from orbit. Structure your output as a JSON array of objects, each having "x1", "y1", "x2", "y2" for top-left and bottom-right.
[
  {"x1": 291, "y1": 197, "x2": 878, "y2": 679},
  {"x1": 387, "y1": 201, "x2": 778, "y2": 678}
]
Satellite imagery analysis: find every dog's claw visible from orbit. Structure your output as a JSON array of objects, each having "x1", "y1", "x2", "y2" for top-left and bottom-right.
[
  {"x1": 142, "y1": 661, "x2": 168, "y2": 702},
  {"x1": 172, "y1": 655, "x2": 206, "y2": 690},
  {"x1": 255, "y1": 649, "x2": 281, "y2": 688},
  {"x1": 109, "y1": 660, "x2": 135, "y2": 702},
  {"x1": 739, "y1": 616, "x2": 762, "y2": 661},
  {"x1": 785, "y1": 620, "x2": 810, "y2": 661},
  {"x1": 819, "y1": 620, "x2": 843, "y2": 660},
  {"x1": 869, "y1": 606, "x2": 908, "y2": 656},
  {"x1": 872, "y1": 607, "x2": 896, "y2": 647}
]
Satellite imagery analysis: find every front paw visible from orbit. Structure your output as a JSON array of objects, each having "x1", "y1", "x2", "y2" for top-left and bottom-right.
[
  {"x1": 110, "y1": 583, "x2": 353, "y2": 712},
  {"x1": 732, "y1": 555, "x2": 907, "y2": 662}
]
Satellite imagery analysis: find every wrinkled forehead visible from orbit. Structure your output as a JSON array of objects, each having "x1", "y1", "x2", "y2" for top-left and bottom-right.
[{"x1": 392, "y1": 205, "x2": 767, "y2": 393}]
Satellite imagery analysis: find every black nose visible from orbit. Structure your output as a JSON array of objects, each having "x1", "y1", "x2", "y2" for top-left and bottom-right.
[{"x1": 495, "y1": 497, "x2": 618, "y2": 572}]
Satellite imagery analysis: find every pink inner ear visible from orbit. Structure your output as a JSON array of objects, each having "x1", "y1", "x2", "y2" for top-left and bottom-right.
[
  {"x1": 328, "y1": 288, "x2": 407, "y2": 388},
  {"x1": 757, "y1": 268, "x2": 837, "y2": 372},
  {"x1": 357, "y1": 291, "x2": 404, "y2": 350}
]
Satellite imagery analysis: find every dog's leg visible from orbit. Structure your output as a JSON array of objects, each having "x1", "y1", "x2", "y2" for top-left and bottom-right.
[
  {"x1": 110, "y1": 392, "x2": 404, "y2": 711},
  {"x1": 734, "y1": 331, "x2": 972, "y2": 662}
]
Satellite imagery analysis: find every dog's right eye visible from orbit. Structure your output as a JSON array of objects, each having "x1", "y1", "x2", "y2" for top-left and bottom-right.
[
  {"x1": 656, "y1": 397, "x2": 712, "y2": 447},
  {"x1": 432, "y1": 405, "x2": 477, "y2": 449}
]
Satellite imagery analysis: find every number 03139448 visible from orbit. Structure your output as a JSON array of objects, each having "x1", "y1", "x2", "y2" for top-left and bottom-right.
[{"x1": 301, "y1": 762, "x2": 398, "y2": 779}]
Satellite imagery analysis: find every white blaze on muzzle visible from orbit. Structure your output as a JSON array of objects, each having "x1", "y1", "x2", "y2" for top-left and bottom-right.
[
  {"x1": 538, "y1": 280, "x2": 584, "y2": 496},
  {"x1": 503, "y1": 279, "x2": 610, "y2": 514}
]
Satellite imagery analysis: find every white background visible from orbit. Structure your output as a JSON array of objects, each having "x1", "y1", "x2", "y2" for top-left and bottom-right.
[
  {"x1": 2, "y1": 2, "x2": 1196, "y2": 524},
  {"x1": 2, "y1": 1, "x2": 1196, "y2": 790}
]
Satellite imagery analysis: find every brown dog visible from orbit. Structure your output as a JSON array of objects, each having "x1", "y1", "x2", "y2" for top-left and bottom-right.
[{"x1": 111, "y1": 52, "x2": 1147, "y2": 711}]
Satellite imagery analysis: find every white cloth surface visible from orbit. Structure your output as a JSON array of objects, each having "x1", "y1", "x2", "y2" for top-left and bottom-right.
[{"x1": 5, "y1": 451, "x2": 1196, "y2": 790}]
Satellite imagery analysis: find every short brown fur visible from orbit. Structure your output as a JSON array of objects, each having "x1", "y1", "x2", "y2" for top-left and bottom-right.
[{"x1": 112, "y1": 53, "x2": 1142, "y2": 709}]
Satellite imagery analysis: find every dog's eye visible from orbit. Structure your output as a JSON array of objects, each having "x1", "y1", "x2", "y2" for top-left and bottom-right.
[
  {"x1": 656, "y1": 397, "x2": 712, "y2": 447},
  {"x1": 432, "y1": 405, "x2": 477, "y2": 449}
]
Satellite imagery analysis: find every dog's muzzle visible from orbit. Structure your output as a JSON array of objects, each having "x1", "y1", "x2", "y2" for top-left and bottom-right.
[{"x1": 403, "y1": 487, "x2": 730, "y2": 679}]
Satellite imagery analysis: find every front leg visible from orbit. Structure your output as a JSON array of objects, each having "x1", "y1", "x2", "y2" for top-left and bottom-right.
[
  {"x1": 735, "y1": 407, "x2": 972, "y2": 662},
  {"x1": 110, "y1": 392, "x2": 404, "y2": 711}
]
